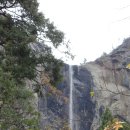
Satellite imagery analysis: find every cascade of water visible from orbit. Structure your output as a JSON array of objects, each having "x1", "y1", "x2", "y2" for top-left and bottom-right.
[{"x1": 69, "y1": 65, "x2": 73, "y2": 130}]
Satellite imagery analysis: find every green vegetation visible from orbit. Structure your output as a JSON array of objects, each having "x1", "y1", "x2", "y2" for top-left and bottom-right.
[
  {"x1": 0, "y1": 0, "x2": 71, "y2": 129},
  {"x1": 99, "y1": 108, "x2": 130, "y2": 130},
  {"x1": 0, "y1": 68, "x2": 40, "y2": 130},
  {"x1": 99, "y1": 108, "x2": 113, "y2": 130}
]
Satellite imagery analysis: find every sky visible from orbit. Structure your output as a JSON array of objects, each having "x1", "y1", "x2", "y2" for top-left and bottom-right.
[{"x1": 38, "y1": 0, "x2": 130, "y2": 65}]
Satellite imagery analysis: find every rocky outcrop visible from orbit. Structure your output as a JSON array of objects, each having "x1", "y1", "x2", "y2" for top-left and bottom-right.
[
  {"x1": 85, "y1": 38, "x2": 130, "y2": 129},
  {"x1": 38, "y1": 64, "x2": 70, "y2": 130},
  {"x1": 38, "y1": 37, "x2": 130, "y2": 130}
]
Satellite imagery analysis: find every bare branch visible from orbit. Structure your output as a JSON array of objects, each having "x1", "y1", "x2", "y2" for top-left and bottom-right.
[{"x1": 0, "y1": 1, "x2": 17, "y2": 10}]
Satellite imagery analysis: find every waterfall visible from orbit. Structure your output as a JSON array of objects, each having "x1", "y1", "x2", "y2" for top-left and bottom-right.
[{"x1": 69, "y1": 65, "x2": 73, "y2": 130}]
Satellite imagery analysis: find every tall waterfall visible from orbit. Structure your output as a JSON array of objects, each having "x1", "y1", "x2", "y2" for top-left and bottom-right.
[{"x1": 69, "y1": 65, "x2": 73, "y2": 130}]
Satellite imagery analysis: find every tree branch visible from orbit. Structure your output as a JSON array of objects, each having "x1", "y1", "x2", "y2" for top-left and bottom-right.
[{"x1": 0, "y1": 1, "x2": 17, "y2": 10}]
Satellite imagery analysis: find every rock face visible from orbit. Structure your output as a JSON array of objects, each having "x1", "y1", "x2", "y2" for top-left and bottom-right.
[
  {"x1": 38, "y1": 64, "x2": 70, "y2": 130},
  {"x1": 38, "y1": 38, "x2": 130, "y2": 130},
  {"x1": 71, "y1": 65, "x2": 95, "y2": 130},
  {"x1": 85, "y1": 38, "x2": 130, "y2": 129}
]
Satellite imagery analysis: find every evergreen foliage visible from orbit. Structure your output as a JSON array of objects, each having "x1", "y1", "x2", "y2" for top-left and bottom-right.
[
  {"x1": 0, "y1": 68, "x2": 40, "y2": 130},
  {"x1": 121, "y1": 122, "x2": 130, "y2": 130},
  {"x1": 0, "y1": 0, "x2": 70, "y2": 129},
  {"x1": 99, "y1": 108, "x2": 113, "y2": 130},
  {"x1": 99, "y1": 108, "x2": 130, "y2": 130}
]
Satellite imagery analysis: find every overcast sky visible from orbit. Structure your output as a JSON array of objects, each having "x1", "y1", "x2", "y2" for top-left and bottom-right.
[{"x1": 38, "y1": 0, "x2": 130, "y2": 65}]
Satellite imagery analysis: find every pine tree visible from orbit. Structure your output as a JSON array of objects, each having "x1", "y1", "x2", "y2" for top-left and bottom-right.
[
  {"x1": 99, "y1": 108, "x2": 113, "y2": 130},
  {"x1": 0, "y1": 0, "x2": 70, "y2": 129}
]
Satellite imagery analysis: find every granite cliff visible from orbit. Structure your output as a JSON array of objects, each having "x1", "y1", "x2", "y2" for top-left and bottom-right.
[{"x1": 38, "y1": 38, "x2": 130, "y2": 130}]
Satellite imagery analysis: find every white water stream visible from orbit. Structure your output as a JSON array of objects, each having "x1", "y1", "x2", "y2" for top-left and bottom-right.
[{"x1": 69, "y1": 65, "x2": 73, "y2": 130}]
